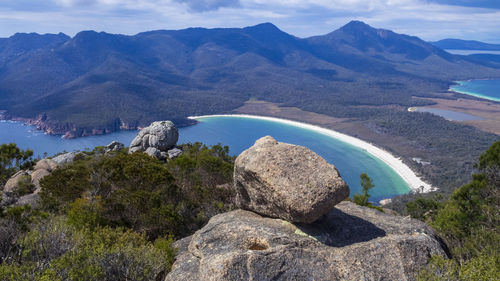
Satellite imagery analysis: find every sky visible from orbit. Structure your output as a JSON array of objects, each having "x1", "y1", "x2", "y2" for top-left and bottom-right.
[{"x1": 0, "y1": 0, "x2": 500, "y2": 43}]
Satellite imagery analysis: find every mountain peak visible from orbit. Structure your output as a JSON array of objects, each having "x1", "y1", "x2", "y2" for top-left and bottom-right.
[
  {"x1": 244, "y1": 22, "x2": 281, "y2": 33},
  {"x1": 338, "y1": 20, "x2": 376, "y2": 35}
]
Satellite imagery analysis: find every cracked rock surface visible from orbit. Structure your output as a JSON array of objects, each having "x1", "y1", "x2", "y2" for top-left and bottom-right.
[{"x1": 165, "y1": 201, "x2": 447, "y2": 281}]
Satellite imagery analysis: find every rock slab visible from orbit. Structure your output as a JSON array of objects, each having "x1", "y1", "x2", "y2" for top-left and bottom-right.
[
  {"x1": 165, "y1": 201, "x2": 447, "y2": 281},
  {"x1": 234, "y1": 136, "x2": 349, "y2": 223}
]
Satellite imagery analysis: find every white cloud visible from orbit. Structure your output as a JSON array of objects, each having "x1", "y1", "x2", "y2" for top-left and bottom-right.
[{"x1": 0, "y1": 0, "x2": 499, "y2": 43}]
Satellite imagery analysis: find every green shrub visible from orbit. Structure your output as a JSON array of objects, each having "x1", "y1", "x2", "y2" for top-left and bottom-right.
[
  {"x1": 353, "y1": 173, "x2": 384, "y2": 212},
  {"x1": 0, "y1": 143, "x2": 34, "y2": 187},
  {"x1": 14, "y1": 175, "x2": 35, "y2": 196},
  {"x1": 417, "y1": 140, "x2": 500, "y2": 280}
]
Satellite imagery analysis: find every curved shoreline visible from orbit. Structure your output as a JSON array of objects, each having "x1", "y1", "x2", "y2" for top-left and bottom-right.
[
  {"x1": 449, "y1": 80, "x2": 500, "y2": 103},
  {"x1": 189, "y1": 114, "x2": 436, "y2": 193}
]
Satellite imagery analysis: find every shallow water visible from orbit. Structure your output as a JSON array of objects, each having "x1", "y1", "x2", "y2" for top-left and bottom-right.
[
  {"x1": 450, "y1": 79, "x2": 500, "y2": 102},
  {"x1": 413, "y1": 107, "x2": 484, "y2": 121}
]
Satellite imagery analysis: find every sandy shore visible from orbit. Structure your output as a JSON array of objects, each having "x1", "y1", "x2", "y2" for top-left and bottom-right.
[{"x1": 189, "y1": 114, "x2": 436, "y2": 193}]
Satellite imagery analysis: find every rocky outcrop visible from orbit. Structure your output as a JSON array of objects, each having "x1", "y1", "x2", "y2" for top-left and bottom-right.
[
  {"x1": 167, "y1": 148, "x2": 183, "y2": 159},
  {"x1": 34, "y1": 159, "x2": 58, "y2": 172},
  {"x1": 3, "y1": 170, "x2": 30, "y2": 193},
  {"x1": 234, "y1": 136, "x2": 349, "y2": 223},
  {"x1": 32, "y1": 159, "x2": 58, "y2": 193},
  {"x1": 52, "y1": 151, "x2": 78, "y2": 165},
  {"x1": 165, "y1": 136, "x2": 448, "y2": 281},
  {"x1": 129, "y1": 121, "x2": 182, "y2": 160},
  {"x1": 105, "y1": 141, "x2": 124, "y2": 153},
  {"x1": 2, "y1": 158, "x2": 59, "y2": 201},
  {"x1": 166, "y1": 201, "x2": 447, "y2": 281},
  {"x1": 31, "y1": 169, "x2": 50, "y2": 194}
]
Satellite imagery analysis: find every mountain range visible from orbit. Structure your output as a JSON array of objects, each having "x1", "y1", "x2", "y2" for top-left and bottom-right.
[
  {"x1": 431, "y1": 38, "x2": 500, "y2": 50},
  {"x1": 1, "y1": 20, "x2": 500, "y2": 138}
]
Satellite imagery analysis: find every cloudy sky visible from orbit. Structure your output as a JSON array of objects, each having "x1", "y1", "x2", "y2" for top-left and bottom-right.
[{"x1": 1, "y1": 0, "x2": 499, "y2": 42}]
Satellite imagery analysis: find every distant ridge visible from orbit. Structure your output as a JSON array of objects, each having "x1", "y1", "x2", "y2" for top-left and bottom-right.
[
  {"x1": 431, "y1": 38, "x2": 500, "y2": 50},
  {"x1": 0, "y1": 21, "x2": 500, "y2": 138}
]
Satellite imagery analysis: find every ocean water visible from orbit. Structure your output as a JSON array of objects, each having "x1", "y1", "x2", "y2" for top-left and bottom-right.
[
  {"x1": 445, "y1": 50, "x2": 500, "y2": 56},
  {"x1": 0, "y1": 116, "x2": 410, "y2": 201},
  {"x1": 450, "y1": 79, "x2": 500, "y2": 102},
  {"x1": 413, "y1": 107, "x2": 484, "y2": 121}
]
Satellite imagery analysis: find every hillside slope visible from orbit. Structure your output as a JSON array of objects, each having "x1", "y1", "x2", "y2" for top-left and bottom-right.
[{"x1": 1, "y1": 21, "x2": 500, "y2": 137}]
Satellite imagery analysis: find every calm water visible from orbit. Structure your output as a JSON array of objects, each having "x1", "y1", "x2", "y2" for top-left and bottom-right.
[
  {"x1": 445, "y1": 49, "x2": 500, "y2": 56},
  {"x1": 413, "y1": 107, "x2": 484, "y2": 121},
  {"x1": 450, "y1": 79, "x2": 500, "y2": 102},
  {"x1": 0, "y1": 117, "x2": 410, "y2": 201}
]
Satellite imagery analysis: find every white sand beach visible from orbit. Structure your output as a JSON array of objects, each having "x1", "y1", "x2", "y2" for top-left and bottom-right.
[{"x1": 189, "y1": 114, "x2": 436, "y2": 193}]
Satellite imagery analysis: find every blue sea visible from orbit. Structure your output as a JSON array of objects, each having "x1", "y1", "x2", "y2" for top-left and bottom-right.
[
  {"x1": 0, "y1": 116, "x2": 410, "y2": 201},
  {"x1": 450, "y1": 79, "x2": 500, "y2": 102}
]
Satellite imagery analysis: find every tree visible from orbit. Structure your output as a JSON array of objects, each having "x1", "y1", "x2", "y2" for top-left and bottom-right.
[
  {"x1": 418, "y1": 140, "x2": 500, "y2": 280},
  {"x1": 0, "y1": 143, "x2": 34, "y2": 186},
  {"x1": 353, "y1": 173, "x2": 374, "y2": 206},
  {"x1": 352, "y1": 173, "x2": 384, "y2": 212}
]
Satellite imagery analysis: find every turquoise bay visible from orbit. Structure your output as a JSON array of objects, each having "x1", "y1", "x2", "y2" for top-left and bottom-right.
[
  {"x1": 450, "y1": 79, "x2": 500, "y2": 102},
  {"x1": 0, "y1": 117, "x2": 410, "y2": 201}
]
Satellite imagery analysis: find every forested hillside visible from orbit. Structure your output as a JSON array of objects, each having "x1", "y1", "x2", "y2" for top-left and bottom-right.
[
  {"x1": 1, "y1": 21, "x2": 499, "y2": 137},
  {"x1": 0, "y1": 143, "x2": 235, "y2": 280}
]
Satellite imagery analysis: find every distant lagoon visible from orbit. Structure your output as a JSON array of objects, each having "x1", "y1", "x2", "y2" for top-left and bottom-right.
[
  {"x1": 450, "y1": 79, "x2": 500, "y2": 102},
  {"x1": 410, "y1": 107, "x2": 484, "y2": 121},
  {"x1": 0, "y1": 117, "x2": 412, "y2": 202}
]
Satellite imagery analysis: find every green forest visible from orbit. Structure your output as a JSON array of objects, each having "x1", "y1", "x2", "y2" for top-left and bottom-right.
[
  {"x1": 0, "y1": 143, "x2": 235, "y2": 280},
  {"x1": 0, "y1": 140, "x2": 498, "y2": 280}
]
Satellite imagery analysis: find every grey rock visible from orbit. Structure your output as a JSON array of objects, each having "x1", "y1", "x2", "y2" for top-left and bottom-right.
[
  {"x1": 52, "y1": 151, "x2": 78, "y2": 165},
  {"x1": 3, "y1": 170, "x2": 29, "y2": 192},
  {"x1": 166, "y1": 202, "x2": 447, "y2": 281},
  {"x1": 145, "y1": 147, "x2": 161, "y2": 159},
  {"x1": 129, "y1": 146, "x2": 142, "y2": 153},
  {"x1": 129, "y1": 121, "x2": 179, "y2": 156},
  {"x1": 0, "y1": 192, "x2": 17, "y2": 207},
  {"x1": 31, "y1": 169, "x2": 50, "y2": 194},
  {"x1": 15, "y1": 193, "x2": 39, "y2": 207},
  {"x1": 105, "y1": 141, "x2": 124, "y2": 152},
  {"x1": 160, "y1": 152, "x2": 169, "y2": 160},
  {"x1": 167, "y1": 148, "x2": 183, "y2": 159},
  {"x1": 234, "y1": 136, "x2": 349, "y2": 223},
  {"x1": 34, "y1": 159, "x2": 58, "y2": 172}
]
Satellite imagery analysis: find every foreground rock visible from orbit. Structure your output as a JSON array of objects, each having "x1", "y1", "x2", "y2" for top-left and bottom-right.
[
  {"x1": 129, "y1": 121, "x2": 181, "y2": 160},
  {"x1": 234, "y1": 136, "x2": 349, "y2": 223},
  {"x1": 166, "y1": 201, "x2": 447, "y2": 281}
]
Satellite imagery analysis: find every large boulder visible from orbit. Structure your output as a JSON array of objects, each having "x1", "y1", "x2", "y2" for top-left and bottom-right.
[
  {"x1": 129, "y1": 121, "x2": 178, "y2": 154},
  {"x1": 165, "y1": 201, "x2": 448, "y2": 281},
  {"x1": 234, "y1": 136, "x2": 349, "y2": 223}
]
